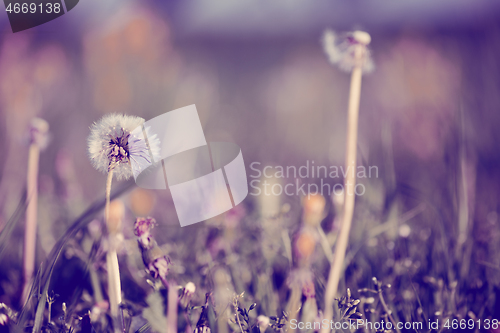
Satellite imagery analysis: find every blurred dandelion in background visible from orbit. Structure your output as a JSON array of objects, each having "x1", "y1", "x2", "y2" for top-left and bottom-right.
[{"x1": 322, "y1": 29, "x2": 374, "y2": 73}]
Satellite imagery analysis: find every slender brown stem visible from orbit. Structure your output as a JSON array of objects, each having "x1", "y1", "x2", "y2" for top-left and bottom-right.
[
  {"x1": 378, "y1": 290, "x2": 401, "y2": 333},
  {"x1": 184, "y1": 311, "x2": 193, "y2": 333},
  {"x1": 234, "y1": 299, "x2": 245, "y2": 333}
]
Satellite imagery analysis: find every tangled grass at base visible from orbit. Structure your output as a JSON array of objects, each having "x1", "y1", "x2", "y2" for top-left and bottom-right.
[{"x1": 1, "y1": 186, "x2": 498, "y2": 333}]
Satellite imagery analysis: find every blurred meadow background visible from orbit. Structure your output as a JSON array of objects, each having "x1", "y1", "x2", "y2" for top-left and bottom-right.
[{"x1": 1, "y1": 0, "x2": 500, "y2": 332}]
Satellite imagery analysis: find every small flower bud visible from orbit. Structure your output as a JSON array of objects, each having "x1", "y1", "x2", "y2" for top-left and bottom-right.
[
  {"x1": 302, "y1": 194, "x2": 326, "y2": 226},
  {"x1": 295, "y1": 231, "x2": 317, "y2": 260},
  {"x1": 134, "y1": 216, "x2": 156, "y2": 248},
  {"x1": 180, "y1": 282, "x2": 196, "y2": 308},
  {"x1": 302, "y1": 280, "x2": 316, "y2": 299},
  {"x1": 28, "y1": 117, "x2": 50, "y2": 149}
]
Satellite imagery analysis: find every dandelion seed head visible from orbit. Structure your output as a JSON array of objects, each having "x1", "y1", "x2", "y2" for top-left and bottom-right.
[
  {"x1": 322, "y1": 29, "x2": 374, "y2": 73},
  {"x1": 87, "y1": 114, "x2": 161, "y2": 180},
  {"x1": 28, "y1": 117, "x2": 50, "y2": 149},
  {"x1": 352, "y1": 30, "x2": 371, "y2": 45}
]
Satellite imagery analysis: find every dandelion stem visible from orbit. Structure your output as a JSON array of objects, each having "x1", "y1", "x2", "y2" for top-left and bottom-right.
[
  {"x1": 105, "y1": 168, "x2": 114, "y2": 224},
  {"x1": 105, "y1": 168, "x2": 122, "y2": 325},
  {"x1": 321, "y1": 43, "x2": 364, "y2": 333},
  {"x1": 22, "y1": 143, "x2": 40, "y2": 305}
]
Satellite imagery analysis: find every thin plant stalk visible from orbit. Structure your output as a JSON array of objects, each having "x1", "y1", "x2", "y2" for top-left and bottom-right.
[
  {"x1": 105, "y1": 169, "x2": 114, "y2": 226},
  {"x1": 22, "y1": 142, "x2": 41, "y2": 304},
  {"x1": 89, "y1": 268, "x2": 104, "y2": 303},
  {"x1": 321, "y1": 43, "x2": 364, "y2": 332},
  {"x1": 167, "y1": 281, "x2": 178, "y2": 333},
  {"x1": 105, "y1": 168, "x2": 122, "y2": 321},
  {"x1": 158, "y1": 274, "x2": 178, "y2": 333}
]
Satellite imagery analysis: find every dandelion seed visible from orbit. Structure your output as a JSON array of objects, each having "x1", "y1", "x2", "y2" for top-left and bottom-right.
[
  {"x1": 87, "y1": 113, "x2": 160, "y2": 181},
  {"x1": 322, "y1": 29, "x2": 374, "y2": 73}
]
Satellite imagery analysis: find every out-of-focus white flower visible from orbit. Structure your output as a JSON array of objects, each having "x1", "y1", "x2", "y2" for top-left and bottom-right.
[
  {"x1": 399, "y1": 224, "x2": 411, "y2": 238},
  {"x1": 0, "y1": 303, "x2": 13, "y2": 326},
  {"x1": 185, "y1": 281, "x2": 196, "y2": 294},
  {"x1": 87, "y1": 114, "x2": 161, "y2": 180},
  {"x1": 0, "y1": 314, "x2": 7, "y2": 326},
  {"x1": 257, "y1": 315, "x2": 270, "y2": 332},
  {"x1": 180, "y1": 282, "x2": 196, "y2": 308},
  {"x1": 28, "y1": 117, "x2": 50, "y2": 149},
  {"x1": 322, "y1": 29, "x2": 374, "y2": 73}
]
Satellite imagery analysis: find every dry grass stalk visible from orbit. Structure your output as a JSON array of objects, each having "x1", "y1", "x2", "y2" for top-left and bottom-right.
[{"x1": 22, "y1": 118, "x2": 49, "y2": 304}]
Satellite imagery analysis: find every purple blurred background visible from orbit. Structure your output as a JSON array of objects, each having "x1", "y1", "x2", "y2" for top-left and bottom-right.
[{"x1": 1, "y1": 0, "x2": 500, "y2": 308}]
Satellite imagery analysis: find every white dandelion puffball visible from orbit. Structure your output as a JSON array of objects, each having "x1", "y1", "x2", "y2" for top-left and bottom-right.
[
  {"x1": 88, "y1": 114, "x2": 161, "y2": 180},
  {"x1": 322, "y1": 29, "x2": 374, "y2": 73}
]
